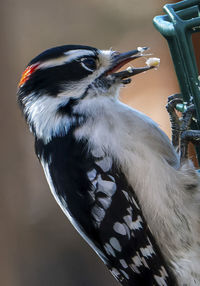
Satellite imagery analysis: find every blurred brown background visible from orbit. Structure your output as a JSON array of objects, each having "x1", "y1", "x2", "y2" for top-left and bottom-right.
[{"x1": 1, "y1": 0, "x2": 179, "y2": 285}]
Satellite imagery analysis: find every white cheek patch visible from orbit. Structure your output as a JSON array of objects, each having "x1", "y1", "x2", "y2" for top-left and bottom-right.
[
  {"x1": 58, "y1": 79, "x2": 91, "y2": 98},
  {"x1": 23, "y1": 94, "x2": 71, "y2": 143}
]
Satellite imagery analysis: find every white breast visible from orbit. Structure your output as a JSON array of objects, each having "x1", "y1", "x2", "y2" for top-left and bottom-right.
[{"x1": 74, "y1": 96, "x2": 200, "y2": 284}]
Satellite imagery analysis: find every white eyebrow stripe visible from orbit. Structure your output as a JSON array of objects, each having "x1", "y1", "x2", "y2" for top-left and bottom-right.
[
  {"x1": 39, "y1": 56, "x2": 70, "y2": 69},
  {"x1": 63, "y1": 49, "x2": 96, "y2": 64},
  {"x1": 39, "y1": 49, "x2": 96, "y2": 69},
  {"x1": 64, "y1": 49, "x2": 96, "y2": 59}
]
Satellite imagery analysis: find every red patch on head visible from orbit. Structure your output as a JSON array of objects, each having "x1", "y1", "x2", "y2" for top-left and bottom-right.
[{"x1": 18, "y1": 63, "x2": 40, "y2": 87}]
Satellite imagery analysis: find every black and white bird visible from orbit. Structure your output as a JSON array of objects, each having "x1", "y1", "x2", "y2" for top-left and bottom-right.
[{"x1": 18, "y1": 45, "x2": 200, "y2": 286}]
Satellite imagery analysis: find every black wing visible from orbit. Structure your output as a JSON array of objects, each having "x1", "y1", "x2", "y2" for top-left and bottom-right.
[{"x1": 35, "y1": 135, "x2": 177, "y2": 286}]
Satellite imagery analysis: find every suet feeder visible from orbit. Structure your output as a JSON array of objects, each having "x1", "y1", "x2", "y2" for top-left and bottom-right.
[{"x1": 153, "y1": 0, "x2": 200, "y2": 164}]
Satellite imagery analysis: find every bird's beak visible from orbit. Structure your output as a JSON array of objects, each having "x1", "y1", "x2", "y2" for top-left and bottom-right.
[{"x1": 106, "y1": 47, "x2": 156, "y2": 84}]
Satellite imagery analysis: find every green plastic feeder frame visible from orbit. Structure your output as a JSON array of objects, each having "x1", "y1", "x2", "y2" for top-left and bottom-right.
[{"x1": 153, "y1": 0, "x2": 200, "y2": 165}]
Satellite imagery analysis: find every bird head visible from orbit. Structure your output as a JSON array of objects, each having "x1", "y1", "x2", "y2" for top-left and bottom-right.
[{"x1": 17, "y1": 45, "x2": 156, "y2": 142}]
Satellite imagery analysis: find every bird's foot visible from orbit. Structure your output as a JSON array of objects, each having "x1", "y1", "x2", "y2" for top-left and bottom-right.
[{"x1": 166, "y1": 94, "x2": 199, "y2": 160}]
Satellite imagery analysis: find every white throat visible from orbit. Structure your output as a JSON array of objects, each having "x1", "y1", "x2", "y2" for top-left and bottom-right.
[
  {"x1": 23, "y1": 94, "x2": 71, "y2": 143},
  {"x1": 23, "y1": 82, "x2": 120, "y2": 143}
]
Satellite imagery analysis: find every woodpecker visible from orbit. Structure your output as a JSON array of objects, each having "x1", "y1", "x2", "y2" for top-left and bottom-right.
[{"x1": 18, "y1": 45, "x2": 200, "y2": 286}]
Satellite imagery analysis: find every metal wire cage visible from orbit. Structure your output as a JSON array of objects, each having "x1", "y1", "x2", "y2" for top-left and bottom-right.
[{"x1": 153, "y1": 0, "x2": 200, "y2": 164}]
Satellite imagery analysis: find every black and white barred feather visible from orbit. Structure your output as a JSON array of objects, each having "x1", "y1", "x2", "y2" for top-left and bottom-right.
[{"x1": 35, "y1": 128, "x2": 176, "y2": 285}]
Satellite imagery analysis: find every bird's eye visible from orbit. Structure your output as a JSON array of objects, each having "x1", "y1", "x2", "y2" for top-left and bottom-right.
[{"x1": 80, "y1": 57, "x2": 97, "y2": 72}]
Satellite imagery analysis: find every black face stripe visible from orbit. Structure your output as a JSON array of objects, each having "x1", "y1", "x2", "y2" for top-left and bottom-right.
[
  {"x1": 56, "y1": 85, "x2": 91, "y2": 117},
  {"x1": 20, "y1": 60, "x2": 95, "y2": 96},
  {"x1": 18, "y1": 45, "x2": 104, "y2": 104},
  {"x1": 57, "y1": 98, "x2": 80, "y2": 116},
  {"x1": 19, "y1": 45, "x2": 100, "y2": 96}
]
